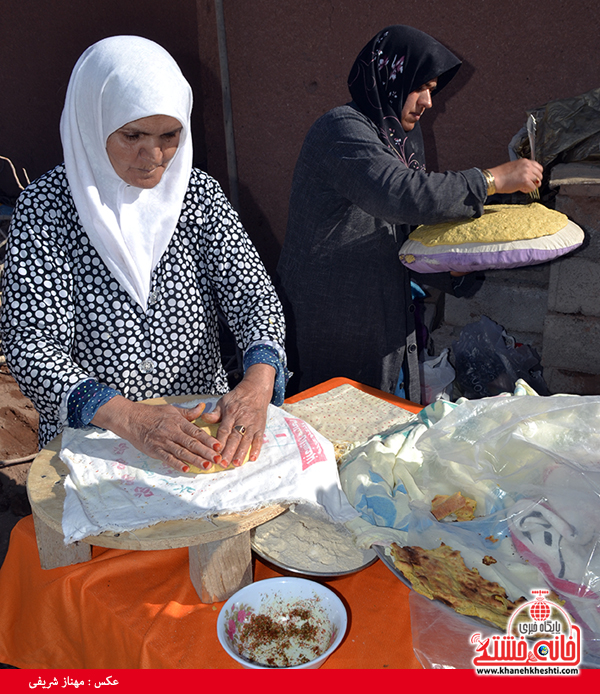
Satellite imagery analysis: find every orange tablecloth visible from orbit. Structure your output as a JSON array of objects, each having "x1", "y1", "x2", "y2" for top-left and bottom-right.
[
  {"x1": 0, "y1": 515, "x2": 419, "y2": 669},
  {"x1": 0, "y1": 378, "x2": 422, "y2": 670}
]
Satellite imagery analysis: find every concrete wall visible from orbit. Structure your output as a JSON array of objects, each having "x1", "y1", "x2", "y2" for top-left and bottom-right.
[{"x1": 543, "y1": 164, "x2": 600, "y2": 394}]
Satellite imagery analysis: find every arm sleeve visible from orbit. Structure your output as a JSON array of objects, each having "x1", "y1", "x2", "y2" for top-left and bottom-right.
[
  {"x1": 310, "y1": 108, "x2": 487, "y2": 226},
  {"x1": 243, "y1": 343, "x2": 290, "y2": 406},
  {"x1": 198, "y1": 176, "x2": 288, "y2": 396},
  {"x1": 67, "y1": 379, "x2": 120, "y2": 428},
  {"x1": 0, "y1": 186, "x2": 96, "y2": 426}
]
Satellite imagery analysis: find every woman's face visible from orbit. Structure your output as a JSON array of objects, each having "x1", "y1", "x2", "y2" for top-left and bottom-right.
[
  {"x1": 400, "y1": 79, "x2": 437, "y2": 131},
  {"x1": 106, "y1": 115, "x2": 183, "y2": 188}
]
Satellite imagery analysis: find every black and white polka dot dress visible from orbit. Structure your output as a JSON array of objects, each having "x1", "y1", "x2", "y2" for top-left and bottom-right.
[{"x1": 0, "y1": 165, "x2": 286, "y2": 447}]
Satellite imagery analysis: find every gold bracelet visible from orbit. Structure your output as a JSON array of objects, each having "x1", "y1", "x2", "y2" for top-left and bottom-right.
[{"x1": 482, "y1": 169, "x2": 496, "y2": 196}]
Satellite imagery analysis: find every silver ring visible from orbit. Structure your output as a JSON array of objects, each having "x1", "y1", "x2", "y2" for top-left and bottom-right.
[{"x1": 234, "y1": 425, "x2": 247, "y2": 436}]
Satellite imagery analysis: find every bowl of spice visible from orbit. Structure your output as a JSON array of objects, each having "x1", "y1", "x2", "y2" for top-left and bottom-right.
[{"x1": 216, "y1": 577, "x2": 347, "y2": 669}]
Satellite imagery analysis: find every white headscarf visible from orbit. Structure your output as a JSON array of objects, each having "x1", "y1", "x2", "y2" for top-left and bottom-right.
[{"x1": 60, "y1": 36, "x2": 193, "y2": 310}]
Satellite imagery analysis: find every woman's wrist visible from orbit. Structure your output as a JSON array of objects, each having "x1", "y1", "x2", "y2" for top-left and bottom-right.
[
  {"x1": 243, "y1": 343, "x2": 290, "y2": 406},
  {"x1": 91, "y1": 394, "x2": 133, "y2": 435},
  {"x1": 241, "y1": 363, "x2": 276, "y2": 395},
  {"x1": 481, "y1": 169, "x2": 496, "y2": 196}
]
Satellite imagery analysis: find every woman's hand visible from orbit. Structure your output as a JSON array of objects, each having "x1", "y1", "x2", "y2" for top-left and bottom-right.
[
  {"x1": 200, "y1": 363, "x2": 276, "y2": 468},
  {"x1": 91, "y1": 363, "x2": 276, "y2": 472},
  {"x1": 487, "y1": 159, "x2": 544, "y2": 195},
  {"x1": 91, "y1": 397, "x2": 223, "y2": 473}
]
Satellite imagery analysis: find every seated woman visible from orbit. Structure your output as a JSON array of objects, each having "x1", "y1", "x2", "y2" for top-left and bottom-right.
[
  {"x1": 0, "y1": 36, "x2": 288, "y2": 472},
  {"x1": 276, "y1": 25, "x2": 543, "y2": 402}
]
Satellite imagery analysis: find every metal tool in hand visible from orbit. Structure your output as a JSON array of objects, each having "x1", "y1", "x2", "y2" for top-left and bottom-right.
[{"x1": 527, "y1": 114, "x2": 540, "y2": 200}]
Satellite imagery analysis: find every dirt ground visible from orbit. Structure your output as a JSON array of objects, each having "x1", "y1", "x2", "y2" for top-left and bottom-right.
[{"x1": 0, "y1": 364, "x2": 39, "y2": 568}]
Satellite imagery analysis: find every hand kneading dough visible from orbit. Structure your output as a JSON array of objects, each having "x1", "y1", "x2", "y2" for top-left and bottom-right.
[
  {"x1": 187, "y1": 419, "x2": 251, "y2": 474},
  {"x1": 409, "y1": 203, "x2": 569, "y2": 247}
]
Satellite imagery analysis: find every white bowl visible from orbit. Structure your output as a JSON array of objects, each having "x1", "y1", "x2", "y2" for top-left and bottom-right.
[{"x1": 217, "y1": 577, "x2": 347, "y2": 669}]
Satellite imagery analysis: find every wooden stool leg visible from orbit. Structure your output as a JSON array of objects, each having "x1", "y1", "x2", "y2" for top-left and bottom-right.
[
  {"x1": 31, "y1": 509, "x2": 92, "y2": 569},
  {"x1": 188, "y1": 530, "x2": 253, "y2": 604}
]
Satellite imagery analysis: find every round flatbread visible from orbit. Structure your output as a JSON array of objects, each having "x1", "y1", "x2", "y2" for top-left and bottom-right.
[
  {"x1": 409, "y1": 203, "x2": 568, "y2": 246},
  {"x1": 186, "y1": 420, "x2": 251, "y2": 474}
]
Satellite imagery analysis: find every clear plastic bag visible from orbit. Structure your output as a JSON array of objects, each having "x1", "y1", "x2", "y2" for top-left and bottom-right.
[
  {"x1": 341, "y1": 383, "x2": 600, "y2": 666},
  {"x1": 410, "y1": 391, "x2": 600, "y2": 663},
  {"x1": 419, "y1": 348, "x2": 455, "y2": 405},
  {"x1": 409, "y1": 590, "x2": 500, "y2": 669},
  {"x1": 410, "y1": 587, "x2": 600, "y2": 669}
]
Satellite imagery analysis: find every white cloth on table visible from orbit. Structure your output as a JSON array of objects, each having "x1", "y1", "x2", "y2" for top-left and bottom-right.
[{"x1": 60, "y1": 400, "x2": 357, "y2": 543}]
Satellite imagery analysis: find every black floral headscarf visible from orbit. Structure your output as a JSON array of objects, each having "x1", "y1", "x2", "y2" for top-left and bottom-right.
[{"x1": 348, "y1": 25, "x2": 461, "y2": 170}]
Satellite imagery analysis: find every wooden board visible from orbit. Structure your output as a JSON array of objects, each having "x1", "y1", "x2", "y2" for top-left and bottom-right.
[{"x1": 26, "y1": 393, "x2": 286, "y2": 551}]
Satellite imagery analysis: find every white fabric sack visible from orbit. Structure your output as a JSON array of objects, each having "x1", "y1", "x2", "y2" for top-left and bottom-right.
[{"x1": 60, "y1": 400, "x2": 357, "y2": 543}]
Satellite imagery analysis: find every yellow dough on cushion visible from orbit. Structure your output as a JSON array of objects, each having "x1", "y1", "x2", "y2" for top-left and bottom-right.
[
  {"x1": 187, "y1": 420, "x2": 251, "y2": 474},
  {"x1": 409, "y1": 203, "x2": 568, "y2": 247}
]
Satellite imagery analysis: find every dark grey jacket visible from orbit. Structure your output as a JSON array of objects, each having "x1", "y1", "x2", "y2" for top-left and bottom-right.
[{"x1": 277, "y1": 104, "x2": 486, "y2": 401}]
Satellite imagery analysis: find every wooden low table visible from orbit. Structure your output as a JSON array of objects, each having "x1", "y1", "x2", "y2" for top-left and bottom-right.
[{"x1": 26, "y1": 394, "x2": 286, "y2": 604}]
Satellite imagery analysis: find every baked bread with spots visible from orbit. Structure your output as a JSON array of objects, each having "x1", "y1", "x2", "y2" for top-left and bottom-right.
[{"x1": 388, "y1": 542, "x2": 526, "y2": 630}]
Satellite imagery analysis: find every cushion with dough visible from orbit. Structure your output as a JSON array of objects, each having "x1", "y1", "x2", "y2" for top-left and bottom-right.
[{"x1": 398, "y1": 203, "x2": 584, "y2": 273}]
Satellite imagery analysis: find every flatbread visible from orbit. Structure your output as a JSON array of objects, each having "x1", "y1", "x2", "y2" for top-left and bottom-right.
[
  {"x1": 187, "y1": 420, "x2": 250, "y2": 474},
  {"x1": 431, "y1": 492, "x2": 476, "y2": 521},
  {"x1": 409, "y1": 203, "x2": 568, "y2": 247},
  {"x1": 388, "y1": 542, "x2": 526, "y2": 630}
]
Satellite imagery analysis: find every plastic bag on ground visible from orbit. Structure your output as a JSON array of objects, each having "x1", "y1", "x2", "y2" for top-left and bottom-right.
[
  {"x1": 452, "y1": 315, "x2": 549, "y2": 398},
  {"x1": 419, "y1": 348, "x2": 455, "y2": 405}
]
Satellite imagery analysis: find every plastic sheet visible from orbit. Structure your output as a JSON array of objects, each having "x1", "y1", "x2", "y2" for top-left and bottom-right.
[
  {"x1": 412, "y1": 389, "x2": 600, "y2": 662},
  {"x1": 341, "y1": 382, "x2": 600, "y2": 666}
]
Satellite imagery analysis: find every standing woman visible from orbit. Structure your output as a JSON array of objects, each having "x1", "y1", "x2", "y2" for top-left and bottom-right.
[
  {"x1": 0, "y1": 36, "x2": 288, "y2": 472},
  {"x1": 277, "y1": 25, "x2": 542, "y2": 401}
]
